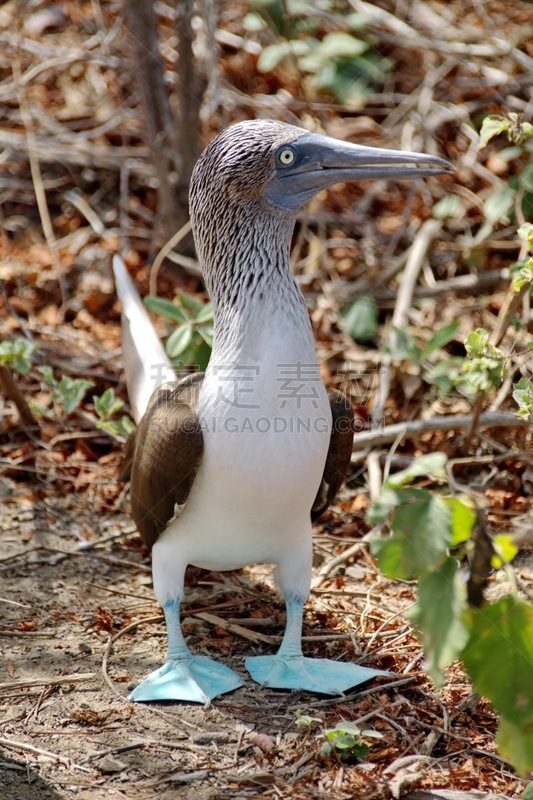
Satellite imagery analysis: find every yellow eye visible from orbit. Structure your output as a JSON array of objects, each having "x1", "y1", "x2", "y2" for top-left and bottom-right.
[{"x1": 278, "y1": 148, "x2": 295, "y2": 165}]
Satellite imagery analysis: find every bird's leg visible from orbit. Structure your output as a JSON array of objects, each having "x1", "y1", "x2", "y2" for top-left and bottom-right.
[
  {"x1": 129, "y1": 599, "x2": 244, "y2": 705},
  {"x1": 277, "y1": 595, "x2": 305, "y2": 659},
  {"x1": 246, "y1": 594, "x2": 390, "y2": 695}
]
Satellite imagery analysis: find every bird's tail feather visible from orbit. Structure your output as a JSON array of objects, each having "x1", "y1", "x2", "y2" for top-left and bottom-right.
[{"x1": 112, "y1": 255, "x2": 175, "y2": 423}]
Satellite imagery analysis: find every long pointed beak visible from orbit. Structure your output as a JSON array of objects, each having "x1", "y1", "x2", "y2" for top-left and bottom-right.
[{"x1": 265, "y1": 131, "x2": 454, "y2": 210}]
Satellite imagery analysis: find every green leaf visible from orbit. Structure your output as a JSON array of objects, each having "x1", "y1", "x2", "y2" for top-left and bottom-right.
[
  {"x1": 518, "y1": 222, "x2": 533, "y2": 249},
  {"x1": 0, "y1": 338, "x2": 36, "y2": 374},
  {"x1": 423, "y1": 356, "x2": 465, "y2": 394},
  {"x1": 483, "y1": 186, "x2": 515, "y2": 224},
  {"x1": 319, "y1": 741, "x2": 333, "y2": 758},
  {"x1": 388, "y1": 327, "x2": 421, "y2": 362},
  {"x1": 457, "y1": 355, "x2": 504, "y2": 395},
  {"x1": 249, "y1": 0, "x2": 287, "y2": 36},
  {"x1": 371, "y1": 492, "x2": 451, "y2": 579},
  {"x1": 242, "y1": 11, "x2": 267, "y2": 31},
  {"x1": 365, "y1": 488, "x2": 403, "y2": 524},
  {"x1": 144, "y1": 295, "x2": 189, "y2": 323},
  {"x1": 197, "y1": 322, "x2": 214, "y2": 347},
  {"x1": 432, "y1": 195, "x2": 464, "y2": 220},
  {"x1": 195, "y1": 302, "x2": 214, "y2": 324},
  {"x1": 93, "y1": 388, "x2": 124, "y2": 421},
  {"x1": 410, "y1": 557, "x2": 469, "y2": 685},
  {"x1": 316, "y1": 32, "x2": 368, "y2": 60},
  {"x1": 257, "y1": 42, "x2": 292, "y2": 72},
  {"x1": 512, "y1": 258, "x2": 533, "y2": 291},
  {"x1": 322, "y1": 722, "x2": 374, "y2": 761},
  {"x1": 385, "y1": 452, "x2": 447, "y2": 489},
  {"x1": 176, "y1": 291, "x2": 208, "y2": 316},
  {"x1": 55, "y1": 376, "x2": 94, "y2": 415},
  {"x1": 479, "y1": 115, "x2": 510, "y2": 148},
  {"x1": 497, "y1": 718, "x2": 533, "y2": 779},
  {"x1": 491, "y1": 533, "x2": 519, "y2": 568},
  {"x1": 97, "y1": 416, "x2": 135, "y2": 439},
  {"x1": 295, "y1": 709, "x2": 322, "y2": 731},
  {"x1": 521, "y1": 781, "x2": 533, "y2": 800},
  {"x1": 420, "y1": 321, "x2": 460, "y2": 360},
  {"x1": 333, "y1": 722, "x2": 361, "y2": 736},
  {"x1": 462, "y1": 597, "x2": 533, "y2": 720},
  {"x1": 521, "y1": 122, "x2": 533, "y2": 141},
  {"x1": 170, "y1": 337, "x2": 211, "y2": 371},
  {"x1": 37, "y1": 365, "x2": 56, "y2": 386},
  {"x1": 513, "y1": 376, "x2": 533, "y2": 419},
  {"x1": 341, "y1": 294, "x2": 378, "y2": 344},
  {"x1": 166, "y1": 325, "x2": 194, "y2": 358},
  {"x1": 519, "y1": 161, "x2": 533, "y2": 193},
  {"x1": 462, "y1": 597, "x2": 533, "y2": 776},
  {"x1": 464, "y1": 328, "x2": 489, "y2": 357},
  {"x1": 193, "y1": 339, "x2": 212, "y2": 371},
  {"x1": 443, "y1": 495, "x2": 477, "y2": 546}
]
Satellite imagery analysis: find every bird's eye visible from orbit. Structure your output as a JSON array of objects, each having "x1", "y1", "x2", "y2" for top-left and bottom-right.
[{"x1": 278, "y1": 148, "x2": 295, "y2": 166}]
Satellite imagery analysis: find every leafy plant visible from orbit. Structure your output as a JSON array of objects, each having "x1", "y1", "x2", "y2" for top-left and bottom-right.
[
  {"x1": 0, "y1": 337, "x2": 36, "y2": 374},
  {"x1": 245, "y1": 0, "x2": 390, "y2": 107},
  {"x1": 144, "y1": 292, "x2": 213, "y2": 371},
  {"x1": 341, "y1": 294, "x2": 378, "y2": 344},
  {"x1": 513, "y1": 376, "x2": 533, "y2": 420},
  {"x1": 320, "y1": 721, "x2": 383, "y2": 761},
  {"x1": 455, "y1": 328, "x2": 504, "y2": 396},
  {"x1": 368, "y1": 454, "x2": 533, "y2": 775},
  {"x1": 35, "y1": 366, "x2": 95, "y2": 417},
  {"x1": 32, "y1": 367, "x2": 133, "y2": 439},
  {"x1": 477, "y1": 112, "x2": 533, "y2": 239},
  {"x1": 479, "y1": 112, "x2": 533, "y2": 148},
  {"x1": 423, "y1": 114, "x2": 533, "y2": 422},
  {"x1": 388, "y1": 323, "x2": 533, "y2": 423},
  {"x1": 295, "y1": 709, "x2": 322, "y2": 732},
  {"x1": 512, "y1": 222, "x2": 533, "y2": 292},
  {"x1": 388, "y1": 321, "x2": 460, "y2": 391},
  {"x1": 94, "y1": 388, "x2": 135, "y2": 440}
]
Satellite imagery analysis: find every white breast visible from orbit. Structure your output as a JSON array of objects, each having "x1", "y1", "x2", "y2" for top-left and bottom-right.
[{"x1": 151, "y1": 321, "x2": 332, "y2": 605}]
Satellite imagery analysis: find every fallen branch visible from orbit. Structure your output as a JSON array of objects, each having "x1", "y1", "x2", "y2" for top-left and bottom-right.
[
  {"x1": 0, "y1": 128, "x2": 153, "y2": 178},
  {"x1": 353, "y1": 411, "x2": 526, "y2": 451},
  {"x1": 373, "y1": 219, "x2": 443, "y2": 423},
  {"x1": 313, "y1": 541, "x2": 365, "y2": 583},
  {"x1": 193, "y1": 611, "x2": 276, "y2": 645},
  {"x1": 0, "y1": 737, "x2": 92, "y2": 772},
  {"x1": 0, "y1": 672, "x2": 96, "y2": 693}
]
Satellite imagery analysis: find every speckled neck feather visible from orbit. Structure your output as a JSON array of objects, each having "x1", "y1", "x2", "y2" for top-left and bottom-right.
[{"x1": 189, "y1": 120, "x2": 311, "y2": 358}]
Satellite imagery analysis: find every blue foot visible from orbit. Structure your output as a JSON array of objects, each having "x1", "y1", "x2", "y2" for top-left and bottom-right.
[
  {"x1": 245, "y1": 654, "x2": 390, "y2": 695},
  {"x1": 129, "y1": 656, "x2": 244, "y2": 705}
]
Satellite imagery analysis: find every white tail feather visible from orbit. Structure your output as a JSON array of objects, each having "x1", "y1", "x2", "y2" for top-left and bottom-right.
[{"x1": 113, "y1": 255, "x2": 175, "y2": 423}]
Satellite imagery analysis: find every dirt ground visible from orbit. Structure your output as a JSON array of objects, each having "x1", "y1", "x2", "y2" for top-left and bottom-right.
[{"x1": 1, "y1": 473, "x2": 530, "y2": 799}]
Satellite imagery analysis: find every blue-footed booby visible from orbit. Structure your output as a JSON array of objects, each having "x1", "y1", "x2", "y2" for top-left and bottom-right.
[{"x1": 113, "y1": 119, "x2": 452, "y2": 704}]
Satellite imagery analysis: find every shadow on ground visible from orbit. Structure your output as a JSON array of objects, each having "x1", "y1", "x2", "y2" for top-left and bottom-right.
[{"x1": 0, "y1": 756, "x2": 64, "y2": 800}]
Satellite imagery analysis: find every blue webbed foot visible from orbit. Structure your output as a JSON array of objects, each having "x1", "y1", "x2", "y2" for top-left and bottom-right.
[
  {"x1": 129, "y1": 655, "x2": 244, "y2": 705},
  {"x1": 245, "y1": 596, "x2": 390, "y2": 696},
  {"x1": 245, "y1": 654, "x2": 389, "y2": 695}
]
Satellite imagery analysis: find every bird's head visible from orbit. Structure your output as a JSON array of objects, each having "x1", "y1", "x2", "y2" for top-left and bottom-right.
[{"x1": 190, "y1": 118, "x2": 453, "y2": 216}]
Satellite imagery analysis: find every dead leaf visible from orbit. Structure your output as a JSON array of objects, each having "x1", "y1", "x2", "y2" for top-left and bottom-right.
[
  {"x1": 248, "y1": 731, "x2": 276, "y2": 753},
  {"x1": 384, "y1": 755, "x2": 434, "y2": 799}
]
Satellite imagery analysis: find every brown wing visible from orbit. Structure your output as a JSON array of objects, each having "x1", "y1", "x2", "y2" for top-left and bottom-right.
[
  {"x1": 122, "y1": 372, "x2": 204, "y2": 550},
  {"x1": 311, "y1": 390, "x2": 354, "y2": 522}
]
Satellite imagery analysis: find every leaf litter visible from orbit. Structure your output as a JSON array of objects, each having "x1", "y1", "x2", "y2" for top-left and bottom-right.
[{"x1": 0, "y1": 0, "x2": 532, "y2": 798}]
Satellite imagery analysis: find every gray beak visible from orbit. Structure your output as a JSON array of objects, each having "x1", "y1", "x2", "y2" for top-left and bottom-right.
[{"x1": 265, "y1": 131, "x2": 454, "y2": 210}]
